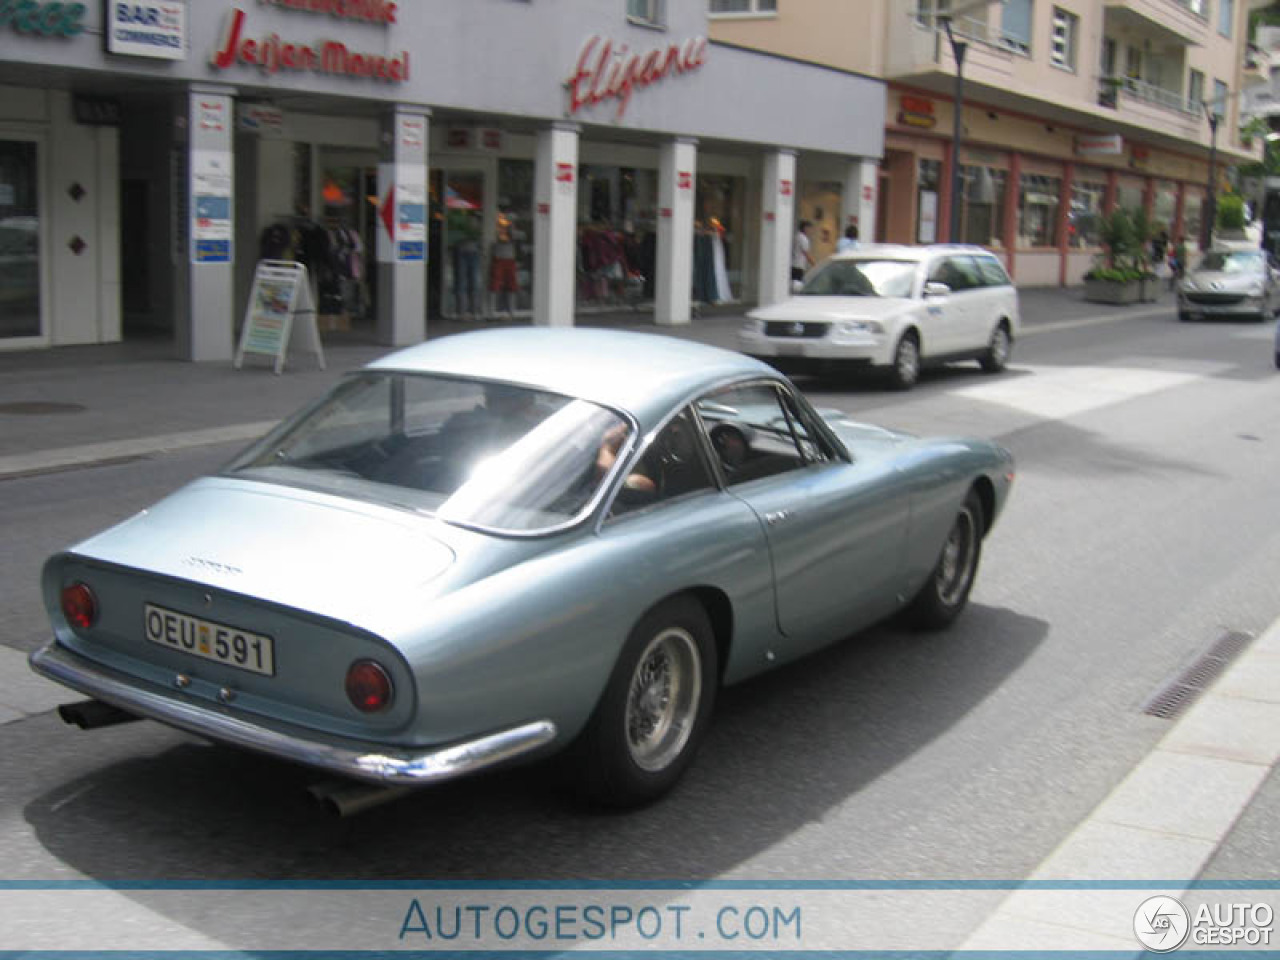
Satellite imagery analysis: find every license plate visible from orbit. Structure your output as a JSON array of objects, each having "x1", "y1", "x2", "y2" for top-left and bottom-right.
[
  {"x1": 774, "y1": 341, "x2": 806, "y2": 357},
  {"x1": 144, "y1": 603, "x2": 275, "y2": 677}
]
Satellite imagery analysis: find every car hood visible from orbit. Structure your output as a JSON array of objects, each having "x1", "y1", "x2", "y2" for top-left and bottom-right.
[
  {"x1": 66, "y1": 477, "x2": 460, "y2": 625},
  {"x1": 748, "y1": 296, "x2": 915, "y2": 323},
  {"x1": 1183, "y1": 270, "x2": 1263, "y2": 291}
]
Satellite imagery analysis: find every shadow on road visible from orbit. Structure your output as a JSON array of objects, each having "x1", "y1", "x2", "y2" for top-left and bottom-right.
[{"x1": 23, "y1": 603, "x2": 1047, "y2": 888}]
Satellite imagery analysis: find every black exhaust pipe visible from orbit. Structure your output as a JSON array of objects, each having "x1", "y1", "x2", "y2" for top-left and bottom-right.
[
  {"x1": 307, "y1": 779, "x2": 411, "y2": 817},
  {"x1": 57, "y1": 699, "x2": 141, "y2": 730}
]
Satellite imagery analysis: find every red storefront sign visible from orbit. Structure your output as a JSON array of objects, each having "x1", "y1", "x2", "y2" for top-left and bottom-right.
[
  {"x1": 211, "y1": 7, "x2": 409, "y2": 82},
  {"x1": 677, "y1": 171, "x2": 692, "y2": 190},
  {"x1": 567, "y1": 33, "x2": 707, "y2": 120}
]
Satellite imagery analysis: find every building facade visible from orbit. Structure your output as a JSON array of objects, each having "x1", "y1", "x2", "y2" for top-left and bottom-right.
[
  {"x1": 711, "y1": 0, "x2": 1266, "y2": 284},
  {"x1": 0, "y1": 1, "x2": 884, "y2": 355}
]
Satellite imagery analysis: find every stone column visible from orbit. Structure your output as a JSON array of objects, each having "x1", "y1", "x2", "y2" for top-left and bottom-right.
[
  {"x1": 534, "y1": 122, "x2": 580, "y2": 326},
  {"x1": 757, "y1": 149, "x2": 797, "y2": 307},
  {"x1": 655, "y1": 137, "x2": 697, "y2": 326},
  {"x1": 376, "y1": 106, "x2": 430, "y2": 346},
  {"x1": 841, "y1": 157, "x2": 879, "y2": 243}
]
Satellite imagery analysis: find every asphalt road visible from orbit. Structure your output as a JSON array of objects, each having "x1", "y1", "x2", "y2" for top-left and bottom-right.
[{"x1": 1, "y1": 306, "x2": 1278, "y2": 946}]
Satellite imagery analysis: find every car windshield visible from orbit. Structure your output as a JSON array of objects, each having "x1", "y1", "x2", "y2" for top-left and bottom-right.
[
  {"x1": 1197, "y1": 250, "x2": 1265, "y2": 274},
  {"x1": 224, "y1": 372, "x2": 629, "y2": 534},
  {"x1": 798, "y1": 258, "x2": 917, "y2": 298}
]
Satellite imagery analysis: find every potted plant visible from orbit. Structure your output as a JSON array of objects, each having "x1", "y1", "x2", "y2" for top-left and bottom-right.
[{"x1": 1084, "y1": 208, "x2": 1149, "y2": 303}]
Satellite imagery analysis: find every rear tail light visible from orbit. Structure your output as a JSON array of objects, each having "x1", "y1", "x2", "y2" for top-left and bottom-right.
[
  {"x1": 61, "y1": 582, "x2": 98, "y2": 629},
  {"x1": 345, "y1": 659, "x2": 394, "y2": 713}
]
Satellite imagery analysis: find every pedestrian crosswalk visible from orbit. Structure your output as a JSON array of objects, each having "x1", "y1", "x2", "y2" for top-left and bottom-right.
[{"x1": 950, "y1": 364, "x2": 1218, "y2": 420}]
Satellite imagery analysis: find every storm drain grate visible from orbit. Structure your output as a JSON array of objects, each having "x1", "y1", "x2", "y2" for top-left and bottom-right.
[{"x1": 1142, "y1": 631, "x2": 1253, "y2": 720}]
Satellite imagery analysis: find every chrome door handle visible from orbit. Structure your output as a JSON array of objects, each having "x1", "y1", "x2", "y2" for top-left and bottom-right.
[{"x1": 765, "y1": 510, "x2": 792, "y2": 526}]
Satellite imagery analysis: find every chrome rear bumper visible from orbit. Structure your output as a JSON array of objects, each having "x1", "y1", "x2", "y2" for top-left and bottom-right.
[{"x1": 29, "y1": 642, "x2": 557, "y2": 785}]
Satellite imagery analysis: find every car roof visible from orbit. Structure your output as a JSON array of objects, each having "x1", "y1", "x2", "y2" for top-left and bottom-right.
[
  {"x1": 830, "y1": 243, "x2": 997, "y2": 262},
  {"x1": 365, "y1": 328, "x2": 778, "y2": 425}
]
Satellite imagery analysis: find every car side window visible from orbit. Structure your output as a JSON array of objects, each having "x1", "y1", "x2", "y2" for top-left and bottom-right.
[
  {"x1": 607, "y1": 408, "x2": 716, "y2": 520},
  {"x1": 975, "y1": 255, "x2": 1012, "y2": 287},
  {"x1": 695, "y1": 383, "x2": 811, "y2": 486},
  {"x1": 928, "y1": 257, "x2": 975, "y2": 291}
]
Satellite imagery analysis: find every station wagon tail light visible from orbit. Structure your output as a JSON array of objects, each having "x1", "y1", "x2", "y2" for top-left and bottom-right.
[
  {"x1": 345, "y1": 659, "x2": 394, "y2": 713},
  {"x1": 61, "y1": 582, "x2": 98, "y2": 629}
]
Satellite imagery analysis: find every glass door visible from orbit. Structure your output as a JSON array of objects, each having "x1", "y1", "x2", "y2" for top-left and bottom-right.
[{"x1": 0, "y1": 137, "x2": 42, "y2": 341}]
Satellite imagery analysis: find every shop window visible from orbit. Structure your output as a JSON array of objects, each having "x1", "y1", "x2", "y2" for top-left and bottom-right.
[
  {"x1": 957, "y1": 164, "x2": 1006, "y2": 248},
  {"x1": 1069, "y1": 180, "x2": 1106, "y2": 248},
  {"x1": 0, "y1": 138, "x2": 41, "y2": 339},
  {"x1": 627, "y1": 0, "x2": 666, "y2": 26},
  {"x1": 577, "y1": 166, "x2": 657, "y2": 309},
  {"x1": 709, "y1": 0, "x2": 777, "y2": 15},
  {"x1": 1153, "y1": 181, "x2": 1177, "y2": 237},
  {"x1": 1017, "y1": 172, "x2": 1062, "y2": 248},
  {"x1": 696, "y1": 174, "x2": 745, "y2": 303},
  {"x1": 497, "y1": 159, "x2": 534, "y2": 316},
  {"x1": 1183, "y1": 193, "x2": 1203, "y2": 248},
  {"x1": 1051, "y1": 8, "x2": 1078, "y2": 71},
  {"x1": 1115, "y1": 182, "x2": 1143, "y2": 215}
]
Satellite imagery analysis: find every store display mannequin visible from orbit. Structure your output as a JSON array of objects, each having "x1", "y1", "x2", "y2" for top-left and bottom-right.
[{"x1": 489, "y1": 211, "x2": 518, "y2": 321}]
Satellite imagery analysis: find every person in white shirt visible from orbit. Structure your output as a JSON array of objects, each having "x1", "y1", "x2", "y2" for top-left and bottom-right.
[
  {"x1": 792, "y1": 220, "x2": 814, "y2": 282},
  {"x1": 837, "y1": 224, "x2": 860, "y2": 254}
]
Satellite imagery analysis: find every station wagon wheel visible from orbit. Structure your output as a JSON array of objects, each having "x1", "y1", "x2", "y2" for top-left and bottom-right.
[
  {"x1": 890, "y1": 331, "x2": 920, "y2": 390},
  {"x1": 979, "y1": 322, "x2": 1011, "y2": 373},
  {"x1": 906, "y1": 489, "x2": 984, "y2": 630},
  {"x1": 573, "y1": 595, "x2": 717, "y2": 807}
]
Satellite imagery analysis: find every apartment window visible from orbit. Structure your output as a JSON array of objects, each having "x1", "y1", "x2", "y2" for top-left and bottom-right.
[
  {"x1": 914, "y1": 0, "x2": 950, "y2": 27},
  {"x1": 1213, "y1": 78, "x2": 1229, "y2": 118},
  {"x1": 709, "y1": 0, "x2": 777, "y2": 14},
  {"x1": 1219, "y1": 0, "x2": 1234, "y2": 38},
  {"x1": 1188, "y1": 69, "x2": 1205, "y2": 112},
  {"x1": 1001, "y1": 0, "x2": 1032, "y2": 54},
  {"x1": 1051, "y1": 8, "x2": 1078, "y2": 71},
  {"x1": 628, "y1": 0, "x2": 666, "y2": 26}
]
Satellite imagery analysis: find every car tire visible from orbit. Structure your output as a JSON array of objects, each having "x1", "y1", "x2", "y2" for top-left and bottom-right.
[
  {"x1": 906, "y1": 489, "x2": 984, "y2": 630},
  {"x1": 979, "y1": 321, "x2": 1012, "y2": 373},
  {"x1": 573, "y1": 595, "x2": 718, "y2": 808},
  {"x1": 889, "y1": 331, "x2": 921, "y2": 390}
]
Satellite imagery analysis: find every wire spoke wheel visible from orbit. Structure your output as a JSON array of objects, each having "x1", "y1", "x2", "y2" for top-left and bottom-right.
[{"x1": 624, "y1": 627, "x2": 702, "y2": 773}]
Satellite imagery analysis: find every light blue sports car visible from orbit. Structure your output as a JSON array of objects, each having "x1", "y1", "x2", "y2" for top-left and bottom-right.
[{"x1": 31, "y1": 329, "x2": 1014, "y2": 813}]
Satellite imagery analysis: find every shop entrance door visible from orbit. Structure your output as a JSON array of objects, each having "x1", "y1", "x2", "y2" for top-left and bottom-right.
[
  {"x1": 0, "y1": 136, "x2": 43, "y2": 345},
  {"x1": 318, "y1": 152, "x2": 378, "y2": 329}
]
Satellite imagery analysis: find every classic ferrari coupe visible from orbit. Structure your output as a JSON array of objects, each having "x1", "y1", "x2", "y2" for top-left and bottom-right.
[{"x1": 31, "y1": 329, "x2": 1014, "y2": 811}]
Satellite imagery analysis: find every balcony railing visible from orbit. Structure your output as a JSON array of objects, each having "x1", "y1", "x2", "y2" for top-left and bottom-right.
[
  {"x1": 917, "y1": 13, "x2": 1032, "y2": 58},
  {"x1": 1097, "y1": 74, "x2": 1199, "y2": 116}
]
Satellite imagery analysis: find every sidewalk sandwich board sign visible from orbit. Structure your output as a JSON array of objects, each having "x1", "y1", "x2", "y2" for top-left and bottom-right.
[{"x1": 235, "y1": 260, "x2": 326, "y2": 374}]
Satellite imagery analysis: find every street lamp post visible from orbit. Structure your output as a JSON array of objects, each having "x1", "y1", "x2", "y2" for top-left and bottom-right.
[
  {"x1": 1202, "y1": 100, "x2": 1221, "y2": 250},
  {"x1": 943, "y1": 19, "x2": 968, "y2": 244}
]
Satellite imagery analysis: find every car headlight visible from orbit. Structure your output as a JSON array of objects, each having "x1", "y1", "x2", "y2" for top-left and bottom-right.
[
  {"x1": 835, "y1": 320, "x2": 884, "y2": 336},
  {"x1": 1248, "y1": 283, "x2": 1265, "y2": 298},
  {"x1": 742, "y1": 318, "x2": 764, "y2": 334}
]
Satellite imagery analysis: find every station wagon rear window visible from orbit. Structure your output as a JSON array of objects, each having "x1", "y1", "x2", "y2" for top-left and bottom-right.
[{"x1": 224, "y1": 373, "x2": 629, "y2": 534}]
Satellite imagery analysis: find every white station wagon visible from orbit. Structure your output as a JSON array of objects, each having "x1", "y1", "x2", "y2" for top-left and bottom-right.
[{"x1": 739, "y1": 244, "x2": 1021, "y2": 389}]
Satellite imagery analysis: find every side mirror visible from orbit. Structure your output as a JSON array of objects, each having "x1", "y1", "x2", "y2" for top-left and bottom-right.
[{"x1": 924, "y1": 281, "x2": 951, "y2": 298}]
